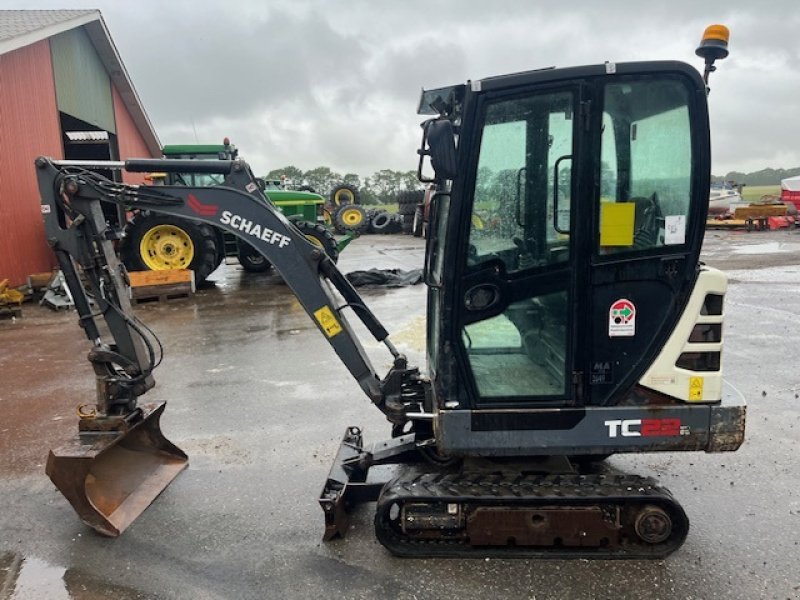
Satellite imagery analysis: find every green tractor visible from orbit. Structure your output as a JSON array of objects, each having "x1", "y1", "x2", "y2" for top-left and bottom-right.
[{"x1": 120, "y1": 141, "x2": 349, "y2": 281}]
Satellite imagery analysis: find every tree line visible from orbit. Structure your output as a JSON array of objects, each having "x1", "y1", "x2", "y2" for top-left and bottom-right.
[
  {"x1": 713, "y1": 167, "x2": 800, "y2": 186},
  {"x1": 263, "y1": 166, "x2": 422, "y2": 204},
  {"x1": 264, "y1": 164, "x2": 800, "y2": 198}
]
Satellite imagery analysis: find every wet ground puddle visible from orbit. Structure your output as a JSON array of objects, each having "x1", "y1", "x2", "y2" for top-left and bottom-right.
[{"x1": 0, "y1": 553, "x2": 149, "y2": 600}]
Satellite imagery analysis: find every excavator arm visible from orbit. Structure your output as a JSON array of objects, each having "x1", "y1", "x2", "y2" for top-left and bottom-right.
[
  {"x1": 37, "y1": 157, "x2": 424, "y2": 419},
  {"x1": 35, "y1": 156, "x2": 427, "y2": 536}
]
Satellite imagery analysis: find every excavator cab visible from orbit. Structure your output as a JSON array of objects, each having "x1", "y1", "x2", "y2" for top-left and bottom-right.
[
  {"x1": 357, "y1": 58, "x2": 741, "y2": 558},
  {"x1": 419, "y1": 62, "x2": 739, "y2": 457}
]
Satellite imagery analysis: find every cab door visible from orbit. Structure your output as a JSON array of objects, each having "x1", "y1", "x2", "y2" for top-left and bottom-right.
[{"x1": 453, "y1": 85, "x2": 588, "y2": 409}]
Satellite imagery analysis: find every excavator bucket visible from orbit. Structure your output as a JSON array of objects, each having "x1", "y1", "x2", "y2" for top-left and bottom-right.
[{"x1": 45, "y1": 402, "x2": 187, "y2": 537}]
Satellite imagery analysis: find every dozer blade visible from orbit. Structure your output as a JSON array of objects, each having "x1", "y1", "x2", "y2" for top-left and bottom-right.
[{"x1": 45, "y1": 402, "x2": 187, "y2": 537}]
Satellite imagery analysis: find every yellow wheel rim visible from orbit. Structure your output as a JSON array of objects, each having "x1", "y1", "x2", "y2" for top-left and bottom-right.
[
  {"x1": 139, "y1": 224, "x2": 194, "y2": 270},
  {"x1": 334, "y1": 188, "x2": 354, "y2": 205},
  {"x1": 341, "y1": 207, "x2": 363, "y2": 226},
  {"x1": 304, "y1": 234, "x2": 324, "y2": 249}
]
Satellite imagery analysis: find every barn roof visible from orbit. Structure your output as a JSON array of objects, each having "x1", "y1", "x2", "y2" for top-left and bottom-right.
[{"x1": 0, "y1": 10, "x2": 160, "y2": 155}]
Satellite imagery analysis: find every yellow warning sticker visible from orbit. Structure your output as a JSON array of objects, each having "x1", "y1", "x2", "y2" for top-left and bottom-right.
[
  {"x1": 600, "y1": 202, "x2": 635, "y2": 246},
  {"x1": 689, "y1": 376, "x2": 704, "y2": 401},
  {"x1": 314, "y1": 306, "x2": 342, "y2": 338}
]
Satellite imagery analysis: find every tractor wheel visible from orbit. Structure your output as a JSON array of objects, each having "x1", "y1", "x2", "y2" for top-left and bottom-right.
[
  {"x1": 237, "y1": 243, "x2": 272, "y2": 272},
  {"x1": 370, "y1": 210, "x2": 393, "y2": 233},
  {"x1": 322, "y1": 207, "x2": 334, "y2": 227},
  {"x1": 330, "y1": 183, "x2": 360, "y2": 207},
  {"x1": 295, "y1": 221, "x2": 339, "y2": 263},
  {"x1": 334, "y1": 204, "x2": 369, "y2": 234},
  {"x1": 121, "y1": 212, "x2": 219, "y2": 284},
  {"x1": 412, "y1": 205, "x2": 424, "y2": 237}
]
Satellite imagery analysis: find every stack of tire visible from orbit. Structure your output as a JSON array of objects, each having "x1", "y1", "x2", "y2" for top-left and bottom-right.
[
  {"x1": 365, "y1": 208, "x2": 403, "y2": 234},
  {"x1": 329, "y1": 184, "x2": 370, "y2": 235},
  {"x1": 329, "y1": 184, "x2": 405, "y2": 235},
  {"x1": 397, "y1": 190, "x2": 425, "y2": 235}
]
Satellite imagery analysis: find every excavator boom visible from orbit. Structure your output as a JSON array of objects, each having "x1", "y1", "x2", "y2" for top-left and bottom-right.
[{"x1": 36, "y1": 156, "x2": 424, "y2": 535}]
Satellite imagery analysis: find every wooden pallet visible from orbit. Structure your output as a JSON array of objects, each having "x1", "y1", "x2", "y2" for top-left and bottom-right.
[
  {"x1": 706, "y1": 219, "x2": 749, "y2": 229},
  {"x1": 129, "y1": 269, "x2": 194, "y2": 304},
  {"x1": 131, "y1": 283, "x2": 193, "y2": 304},
  {"x1": 733, "y1": 205, "x2": 787, "y2": 219},
  {"x1": 27, "y1": 271, "x2": 55, "y2": 291}
]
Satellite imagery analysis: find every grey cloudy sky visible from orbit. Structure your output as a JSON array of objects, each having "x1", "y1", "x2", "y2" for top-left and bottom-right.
[{"x1": 5, "y1": 0, "x2": 800, "y2": 177}]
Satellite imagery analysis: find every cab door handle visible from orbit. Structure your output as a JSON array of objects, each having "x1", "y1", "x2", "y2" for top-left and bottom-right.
[{"x1": 553, "y1": 154, "x2": 572, "y2": 234}]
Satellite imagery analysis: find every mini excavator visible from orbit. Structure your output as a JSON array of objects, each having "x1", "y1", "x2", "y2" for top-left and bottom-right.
[{"x1": 37, "y1": 26, "x2": 744, "y2": 558}]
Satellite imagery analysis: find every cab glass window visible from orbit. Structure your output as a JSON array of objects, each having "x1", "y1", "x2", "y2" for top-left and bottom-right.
[
  {"x1": 599, "y1": 79, "x2": 692, "y2": 253},
  {"x1": 467, "y1": 91, "x2": 574, "y2": 273},
  {"x1": 463, "y1": 291, "x2": 568, "y2": 398}
]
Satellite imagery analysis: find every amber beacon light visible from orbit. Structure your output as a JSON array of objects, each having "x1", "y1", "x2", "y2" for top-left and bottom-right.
[{"x1": 696, "y1": 24, "x2": 730, "y2": 87}]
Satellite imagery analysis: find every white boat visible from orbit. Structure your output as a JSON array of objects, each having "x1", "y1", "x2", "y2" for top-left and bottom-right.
[{"x1": 708, "y1": 182, "x2": 742, "y2": 216}]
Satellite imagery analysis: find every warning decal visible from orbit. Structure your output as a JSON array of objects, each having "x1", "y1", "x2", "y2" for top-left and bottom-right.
[
  {"x1": 689, "y1": 376, "x2": 704, "y2": 401},
  {"x1": 314, "y1": 306, "x2": 343, "y2": 338},
  {"x1": 608, "y1": 298, "x2": 636, "y2": 337}
]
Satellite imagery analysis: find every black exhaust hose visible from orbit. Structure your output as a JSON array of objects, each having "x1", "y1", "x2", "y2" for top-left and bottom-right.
[
  {"x1": 320, "y1": 258, "x2": 390, "y2": 342},
  {"x1": 125, "y1": 159, "x2": 233, "y2": 175}
]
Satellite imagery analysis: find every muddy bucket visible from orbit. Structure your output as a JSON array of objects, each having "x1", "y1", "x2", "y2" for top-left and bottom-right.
[{"x1": 45, "y1": 402, "x2": 187, "y2": 537}]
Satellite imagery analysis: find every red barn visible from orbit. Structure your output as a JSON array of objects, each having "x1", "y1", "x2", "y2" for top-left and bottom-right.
[{"x1": 0, "y1": 10, "x2": 160, "y2": 286}]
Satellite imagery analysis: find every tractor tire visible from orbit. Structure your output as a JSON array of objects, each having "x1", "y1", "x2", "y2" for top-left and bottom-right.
[
  {"x1": 401, "y1": 214, "x2": 414, "y2": 234},
  {"x1": 121, "y1": 212, "x2": 219, "y2": 284},
  {"x1": 398, "y1": 190, "x2": 424, "y2": 216},
  {"x1": 412, "y1": 205, "x2": 424, "y2": 237},
  {"x1": 237, "y1": 243, "x2": 272, "y2": 272},
  {"x1": 294, "y1": 221, "x2": 339, "y2": 263},
  {"x1": 330, "y1": 183, "x2": 360, "y2": 207},
  {"x1": 389, "y1": 213, "x2": 404, "y2": 233},
  {"x1": 364, "y1": 208, "x2": 379, "y2": 234},
  {"x1": 370, "y1": 210, "x2": 393, "y2": 233},
  {"x1": 396, "y1": 191, "x2": 412, "y2": 215},
  {"x1": 334, "y1": 204, "x2": 369, "y2": 234},
  {"x1": 322, "y1": 207, "x2": 334, "y2": 228}
]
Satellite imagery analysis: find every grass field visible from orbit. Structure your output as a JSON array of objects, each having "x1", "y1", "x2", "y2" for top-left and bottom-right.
[{"x1": 741, "y1": 185, "x2": 781, "y2": 201}]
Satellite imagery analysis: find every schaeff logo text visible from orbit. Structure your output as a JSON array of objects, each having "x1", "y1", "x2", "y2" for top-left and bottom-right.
[{"x1": 220, "y1": 210, "x2": 291, "y2": 248}]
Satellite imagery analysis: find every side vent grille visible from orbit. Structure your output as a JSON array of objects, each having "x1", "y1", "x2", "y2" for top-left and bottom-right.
[
  {"x1": 676, "y1": 351, "x2": 721, "y2": 372},
  {"x1": 676, "y1": 294, "x2": 724, "y2": 374},
  {"x1": 641, "y1": 268, "x2": 727, "y2": 402},
  {"x1": 701, "y1": 294, "x2": 724, "y2": 316},
  {"x1": 688, "y1": 323, "x2": 722, "y2": 343}
]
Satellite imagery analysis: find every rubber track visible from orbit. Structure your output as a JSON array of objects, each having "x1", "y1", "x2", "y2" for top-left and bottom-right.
[{"x1": 374, "y1": 470, "x2": 689, "y2": 559}]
